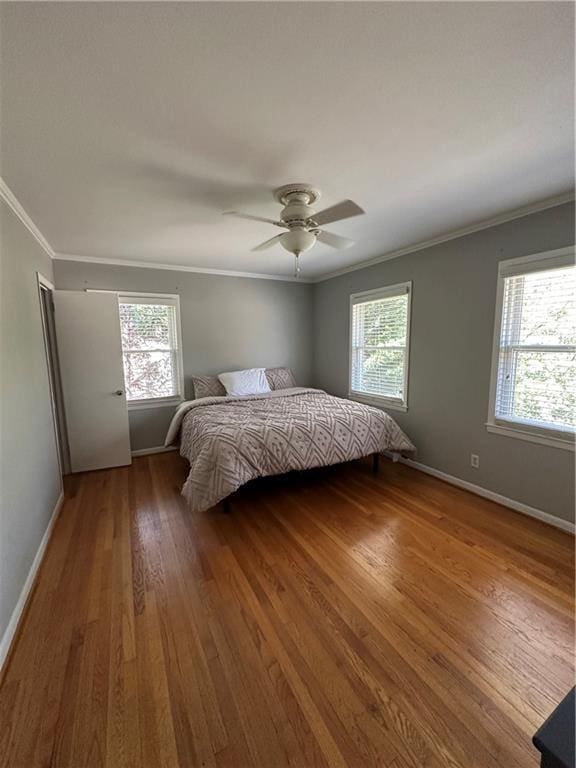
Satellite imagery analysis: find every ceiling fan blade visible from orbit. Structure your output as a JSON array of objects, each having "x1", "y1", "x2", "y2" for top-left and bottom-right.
[
  {"x1": 223, "y1": 211, "x2": 285, "y2": 228},
  {"x1": 317, "y1": 230, "x2": 355, "y2": 250},
  {"x1": 251, "y1": 234, "x2": 284, "y2": 252},
  {"x1": 312, "y1": 200, "x2": 364, "y2": 227}
]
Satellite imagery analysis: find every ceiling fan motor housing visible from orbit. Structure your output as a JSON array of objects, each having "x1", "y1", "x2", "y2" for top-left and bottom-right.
[{"x1": 274, "y1": 184, "x2": 321, "y2": 226}]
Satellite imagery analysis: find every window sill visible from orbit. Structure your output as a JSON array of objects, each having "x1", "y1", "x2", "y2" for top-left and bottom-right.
[
  {"x1": 128, "y1": 398, "x2": 183, "y2": 411},
  {"x1": 349, "y1": 392, "x2": 408, "y2": 412},
  {"x1": 486, "y1": 422, "x2": 575, "y2": 452}
]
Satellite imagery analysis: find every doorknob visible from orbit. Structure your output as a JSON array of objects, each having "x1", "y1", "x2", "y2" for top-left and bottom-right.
[{"x1": 114, "y1": 389, "x2": 124, "y2": 396}]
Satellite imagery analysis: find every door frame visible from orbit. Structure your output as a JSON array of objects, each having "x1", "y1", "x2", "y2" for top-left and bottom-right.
[{"x1": 36, "y1": 272, "x2": 71, "y2": 475}]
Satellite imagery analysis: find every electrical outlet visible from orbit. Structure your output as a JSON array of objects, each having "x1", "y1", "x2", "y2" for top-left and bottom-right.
[{"x1": 470, "y1": 454, "x2": 480, "y2": 469}]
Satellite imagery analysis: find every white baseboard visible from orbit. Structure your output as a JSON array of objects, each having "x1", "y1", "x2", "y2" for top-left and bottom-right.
[
  {"x1": 131, "y1": 445, "x2": 177, "y2": 457},
  {"x1": 394, "y1": 456, "x2": 575, "y2": 534},
  {"x1": 0, "y1": 490, "x2": 65, "y2": 673}
]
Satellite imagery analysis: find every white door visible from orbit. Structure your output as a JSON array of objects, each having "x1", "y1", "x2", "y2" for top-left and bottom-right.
[{"x1": 53, "y1": 291, "x2": 131, "y2": 472}]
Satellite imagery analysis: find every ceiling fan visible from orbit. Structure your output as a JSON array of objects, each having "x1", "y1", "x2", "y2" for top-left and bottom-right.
[{"x1": 223, "y1": 184, "x2": 364, "y2": 276}]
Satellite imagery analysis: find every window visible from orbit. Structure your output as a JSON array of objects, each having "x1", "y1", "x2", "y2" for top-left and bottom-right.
[
  {"x1": 488, "y1": 247, "x2": 575, "y2": 450},
  {"x1": 118, "y1": 294, "x2": 184, "y2": 408},
  {"x1": 349, "y1": 282, "x2": 411, "y2": 410}
]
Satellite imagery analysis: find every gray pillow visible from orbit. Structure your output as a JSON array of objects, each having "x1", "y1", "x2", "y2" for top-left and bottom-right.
[
  {"x1": 265, "y1": 367, "x2": 297, "y2": 391},
  {"x1": 192, "y1": 374, "x2": 226, "y2": 399}
]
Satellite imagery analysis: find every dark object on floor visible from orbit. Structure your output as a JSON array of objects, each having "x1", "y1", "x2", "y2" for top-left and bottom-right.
[{"x1": 533, "y1": 688, "x2": 575, "y2": 768}]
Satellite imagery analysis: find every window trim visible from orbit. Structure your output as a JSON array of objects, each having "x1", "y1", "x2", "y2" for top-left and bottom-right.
[
  {"x1": 486, "y1": 246, "x2": 575, "y2": 452},
  {"x1": 116, "y1": 292, "x2": 185, "y2": 410},
  {"x1": 348, "y1": 281, "x2": 412, "y2": 411}
]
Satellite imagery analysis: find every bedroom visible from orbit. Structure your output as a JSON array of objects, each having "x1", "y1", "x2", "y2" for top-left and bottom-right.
[{"x1": 0, "y1": 2, "x2": 574, "y2": 767}]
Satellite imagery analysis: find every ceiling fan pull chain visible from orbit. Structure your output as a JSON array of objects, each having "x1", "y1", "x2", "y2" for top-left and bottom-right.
[{"x1": 294, "y1": 253, "x2": 301, "y2": 278}]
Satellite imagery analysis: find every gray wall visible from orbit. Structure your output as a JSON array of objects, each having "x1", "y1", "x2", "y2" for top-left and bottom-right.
[
  {"x1": 53, "y1": 260, "x2": 314, "y2": 450},
  {"x1": 0, "y1": 201, "x2": 62, "y2": 645},
  {"x1": 313, "y1": 202, "x2": 575, "y2": 524}
]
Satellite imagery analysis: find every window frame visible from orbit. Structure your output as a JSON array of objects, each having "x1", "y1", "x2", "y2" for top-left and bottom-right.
[
  {"x1": 348, "y1": 281, "x2": 412, "y2": 412},
  {"x1": 116, "y1": 291, "x2": 185, "y2": 410},
  {"x1": 486, "y1": 246, "x2": 575, "y2": 452}
]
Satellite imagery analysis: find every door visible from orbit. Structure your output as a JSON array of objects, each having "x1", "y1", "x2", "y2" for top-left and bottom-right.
[{"x1": 53, "y1": 291, "x2": 131, "y2": 472}]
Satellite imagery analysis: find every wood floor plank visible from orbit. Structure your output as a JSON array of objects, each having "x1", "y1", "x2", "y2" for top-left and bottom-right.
[
  {"x1": 248, "y1": 518, "x2": 466, "y2": 762},
  {"x1": 0, "y1": 453, "x2": 573, "y2": 767},
  {"x1": 276, "y1": 479, "x2": 568, "y2": 731},
  {"x1": 225, "y1": 512, "x2": 431, "y2": 767},
  {"x1": 316, "y1": 482, "x2": 572, "y2": 700},
  {"x1": 246, "y1": 493, "x2": 524, "y2": 768}
]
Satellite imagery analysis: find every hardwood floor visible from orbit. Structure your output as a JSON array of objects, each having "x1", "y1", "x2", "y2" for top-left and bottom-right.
[{"x1": 1, "y1": 453, "x2": 574, "y2": 768}]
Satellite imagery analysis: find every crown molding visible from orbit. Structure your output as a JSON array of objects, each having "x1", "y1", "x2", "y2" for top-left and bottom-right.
[
  {"x1": 0, "y1": 178, "x2": 309, "y2": 282},
  {"x1": 2, "y1": 173, "x2": 572, "y2": 285},
  {"x1": 313, "y1": 191, "x2": 575, "y2": 283},
  {"x1": 0, "y1": 177, "x2": 55, "y2": 258},
  {"x1": 53, "y1": 253, "x2": 313, "y2": 284}
]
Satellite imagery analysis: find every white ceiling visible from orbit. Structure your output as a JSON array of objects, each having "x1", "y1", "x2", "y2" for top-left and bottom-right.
[{"x1": 1, "y1": 2, "x2": 574, "y2": 280}]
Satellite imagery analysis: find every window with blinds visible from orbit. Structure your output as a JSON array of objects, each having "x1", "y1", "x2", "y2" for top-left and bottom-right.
[
  {"x1": 349, "y1": 282, "x2": 411, "y2": 408},
  {"x1": 118, "y1": 295, "x2": 183, "y2": 405},
  {"x1": 489, "y1": 249, "x2": 575, "y2": 444}
]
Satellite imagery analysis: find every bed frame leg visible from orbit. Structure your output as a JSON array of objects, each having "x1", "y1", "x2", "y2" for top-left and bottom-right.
[
  {"x1": 372, "y1": 453, "x2": 380, "y2": 474},
  {"x1": 222, "y1": 498, "x2": 231, "y2": 514}
]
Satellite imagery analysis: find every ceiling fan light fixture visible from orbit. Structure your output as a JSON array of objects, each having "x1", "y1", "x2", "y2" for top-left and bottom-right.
[{"x1": 280, "y1": 228, "x2": 316, "y2": 256}]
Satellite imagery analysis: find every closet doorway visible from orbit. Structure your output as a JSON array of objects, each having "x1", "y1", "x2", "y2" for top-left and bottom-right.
[{"x1": 37, "y1": 273, "x2": 70, "y2": 475}]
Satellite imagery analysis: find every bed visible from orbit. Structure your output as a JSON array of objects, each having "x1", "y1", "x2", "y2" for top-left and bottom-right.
[{"x1": 165, "y1": 386, "x2": 415, "y2": 512}]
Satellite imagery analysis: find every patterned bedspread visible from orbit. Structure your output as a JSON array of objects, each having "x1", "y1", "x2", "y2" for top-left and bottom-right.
[{"x1": 166, "y1": 388, "x2": 415, "y2": 512}]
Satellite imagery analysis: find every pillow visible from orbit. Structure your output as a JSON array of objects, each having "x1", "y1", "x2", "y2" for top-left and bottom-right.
[
  {"x1": 218, "y1": 368, "x2": 271, "y2": 397},
  {"x1": 265, "y1": 366, "x2": 297, "y2": 391},
  {"x1": 192, "y1": 374, "x2": 226, "y2": 399}
]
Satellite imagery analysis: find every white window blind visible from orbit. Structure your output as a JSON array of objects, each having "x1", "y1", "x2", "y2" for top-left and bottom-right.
[
  {"x1": 350, "y1": 282, "x2": 411, "y2": 407},
  {"x1": 491, "y1": 254, "x2": 575, "y2": 440},
  {"x1": 118, "y1": 296, "x2": 183, "y2": 404}
]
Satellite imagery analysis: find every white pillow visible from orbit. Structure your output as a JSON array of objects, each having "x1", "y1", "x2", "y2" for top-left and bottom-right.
[{"x1": 218, "y1": 368, "x2": 272, "y2": 397}]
